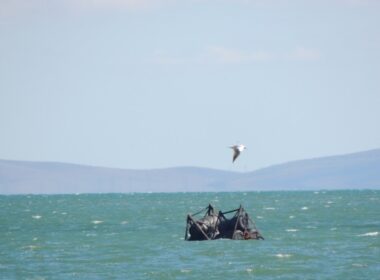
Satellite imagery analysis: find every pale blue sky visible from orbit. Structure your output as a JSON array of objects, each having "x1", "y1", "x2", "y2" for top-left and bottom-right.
[{"x1": 1, "y1": 0, "x2": 379, "y2": 171}]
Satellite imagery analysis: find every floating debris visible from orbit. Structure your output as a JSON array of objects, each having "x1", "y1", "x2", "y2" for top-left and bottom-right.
[{"x1": 185, "y1": 204, "x2": 263, "y2": 241}]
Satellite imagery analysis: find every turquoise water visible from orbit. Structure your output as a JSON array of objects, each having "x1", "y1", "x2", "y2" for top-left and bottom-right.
[{"x1": 1, "y1": 191, "x2": 379, "y2": 279}]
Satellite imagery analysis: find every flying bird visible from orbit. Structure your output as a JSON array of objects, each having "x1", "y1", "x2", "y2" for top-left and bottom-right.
[{"x1": 230, "y1": 144, "x2": 246, "y2": 163}]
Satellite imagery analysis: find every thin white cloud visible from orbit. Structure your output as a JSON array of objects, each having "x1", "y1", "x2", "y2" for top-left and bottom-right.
[
  {"x1": 149, "y1": 47, "x2": 275, "y2": 65},
  {"x1": 0, "y1": 0, "x2": 41, "y2": 18},
  {"x1": 2, "y1": 0, "x2": 379, "y2": 18},
  {"x1": 287, "y1": 47, "x2": 321, "y2": 61},
  {"x1": 207, "y1": 46, "x2": 275, "y2": 63},
  {"x1": 0, "y1": 0, "x2": 172, "y2": 18},
  {"x1": 66, "y1": 0, "x2": 167, "y2": 11},
  {"x1": 150, "y1": 46, "x2": 321, "y2": 65},
  {"x1": 150, "y1": 53, "x2": 191, "y2": 65},
  {"x1": 337, "y1": 0, "x2": 380, "y2": 6}
]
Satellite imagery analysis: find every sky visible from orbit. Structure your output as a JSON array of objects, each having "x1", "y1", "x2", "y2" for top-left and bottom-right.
[{"x1": 1, "y1": 0, "x2": 380, "y2": 172}]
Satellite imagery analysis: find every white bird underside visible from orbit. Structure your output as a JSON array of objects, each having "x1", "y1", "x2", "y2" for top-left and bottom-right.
[{"x1": 230, "y1": 144, "x2": 246, "y2": 163}]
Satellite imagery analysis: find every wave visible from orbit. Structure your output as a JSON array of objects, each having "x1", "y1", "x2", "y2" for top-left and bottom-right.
[
  {"x1": 275, "y1": 253, "x2": 292, "y2": 258},
  {"x1": 358, "y1": 232, "x2": 378, "y2": 237}
]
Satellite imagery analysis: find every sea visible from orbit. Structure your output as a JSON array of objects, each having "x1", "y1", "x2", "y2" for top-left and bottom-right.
[{"x1": 0, "y1": 190, "x2": 379, "y2": 279}]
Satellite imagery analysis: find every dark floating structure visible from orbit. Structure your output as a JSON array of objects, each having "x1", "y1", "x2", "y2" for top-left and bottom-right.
[{"x1": 185, "y1": 204, "x2": 264, "y2": 241}]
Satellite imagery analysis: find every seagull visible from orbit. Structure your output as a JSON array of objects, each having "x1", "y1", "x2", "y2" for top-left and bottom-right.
[{"x1": 230, "y1": 144, "x2": 246, "y2": 163}]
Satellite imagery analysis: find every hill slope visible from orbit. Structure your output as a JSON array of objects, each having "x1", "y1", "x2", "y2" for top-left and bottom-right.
[
  {"x1": 232, "y1": 149, "x2": 380, "y2": 190},
  {"x1": 0, "y1": 149, "x2": 379, "y2": 194}
]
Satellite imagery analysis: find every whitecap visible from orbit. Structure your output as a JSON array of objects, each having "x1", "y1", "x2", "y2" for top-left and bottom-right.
[
  {"x1": 121, "y1": 221, "x2": 128, "y2": 225},
  {"x1": 32, "y1": 215, "x2": 42, "y2": 219},
  {"x1": 358, "y1": 232, "x2": 378, "y2": 237},
  {"x1": 264, "y1": 207, "x2": 276, "y2": 210},
  {"x1": 256, "y1": 216, "x2": 263, "y2": 219},
  {"x1": 301, "y1": 206, "x2": 308, "y2": 210},
  {"x1": 92, "y1": 220, "x2": 104, "y2": 224},
  {"x1": 286, "y1": 229, "x2": 298, "y2": 232},
  {"x1": 306, "y1": 225, "x2": 317, "y2": 229},
  {"x1": 352, "y1": 263, "x2": 368, "y2": 268},
  {"x1": 246, "y1": 268, "x2": 253, "y2": 273},
  {"x1": 23, "y1": 245, "x2": 39, "y2": 250},
  {"x1": 289, "y1": 215, "x2": 295, "y2": 219},
  {"x1": 180, "y1": 269, "x2": 191, "y2": 273},
  {"x1": 275, "y1": 253, "x2": 292, "y2": 258}
]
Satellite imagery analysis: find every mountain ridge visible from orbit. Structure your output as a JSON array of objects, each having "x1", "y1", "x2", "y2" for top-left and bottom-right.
[{"x1": 1, "y1": 148, "x2": 379, "y2": 194}]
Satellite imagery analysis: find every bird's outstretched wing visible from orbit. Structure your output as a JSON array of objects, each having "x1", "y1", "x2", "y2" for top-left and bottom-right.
[{"x1": 232, "y1": 149, "x2": 240, "y2": 163}]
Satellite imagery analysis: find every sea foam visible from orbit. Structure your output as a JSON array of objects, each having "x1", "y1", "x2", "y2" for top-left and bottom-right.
[
  {"x1": 358, "y1": 232, "x2": 378, "y2": 237},
  {"x1": 275, "y1": 253, "x2": 292, "y2": 258}
]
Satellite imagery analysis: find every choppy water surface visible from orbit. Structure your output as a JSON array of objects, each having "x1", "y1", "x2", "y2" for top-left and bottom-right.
[{"x1": 1, "y1": 190, "x2": 379, "y2": 279}]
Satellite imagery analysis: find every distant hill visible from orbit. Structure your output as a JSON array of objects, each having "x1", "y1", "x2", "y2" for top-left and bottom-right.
[
  {"x1": 1, "y1": 149, "x2": 379, "y2": 194},
  {"x1": 233, "y1": 148, "x2": 380, "y2": 190}
]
